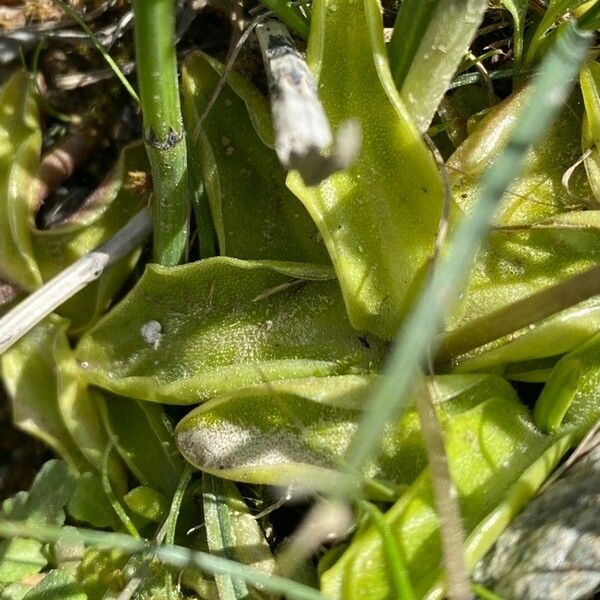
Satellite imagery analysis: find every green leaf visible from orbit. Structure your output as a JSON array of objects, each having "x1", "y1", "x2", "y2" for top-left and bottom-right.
[
  {"x1": 0, "y1": 71, "x2": 148, "y2": 326},
  {"x1": 99, "y1": 394, "x2": 184, "y2": 496},
  {"x1": 542, "y1": 329, "x2": 600, "y2": 436},
  {"x1": 448, "y1": 88, "x2": 589, "y2": 226},
  {"x1": 181, "y1": 52, "x2": 329, "y2": 265},
  {"x1": 288, "y1": 0, "x2": 445, "y2": 340},
  {"x1": 2, "y1": 460, "x2": 76, "y2": 526},
  {"x1": 444, "y1": 212, "x2": 600, "y2": 373},
  {"x1": 440, "y1": 87, "x2": 600, "y2": 372},
  {"x1": 497, "y1": 0, "x2": 528, "y2": 64},
  {"x1": 66, "y1": 472, "x2": 121, "y2": 530},
  {"x1": 123, "y1": 486, "x2": 169, "y2": 523},
  {"x1": 320, "y1": 390, "x2": 573, "y2": 599},
  {"x1": 76, "y1": 258, "x2": 386, "y2": 404},
  {"x1": 0, "y1": 583, "x2": 31, "y2": 600},
  {"x1": 581, "y1": 60, "x2": 600, "y2": 202},
  {"x1": 388, "y1": 0, "x2": 442, "y2": 90},
  {"x1": 176, "y1": 374, "x2": 515, "y2": 494},
  {"x1": 1, "y1": 315, "x2": 126, "y2": 490},
  {"x1": 76, "y1": 548, "x2": 127, "y2": 600},
  {"x1": 525, "y1": 0, "x2": 589, "y2": 66},
  {"x1": 0, "y1": 539, "x2": 47, "y2": 585},
  {"x1": 202, "y1": 475, "x2": 276, "y2": 599},
  {"x1": 396, "y1": 0, "x2": 488, "y2": 133},
  {"x1": 21, "y1": 569, "x2": 86, "y2": 600},
  {"x1": 0, "y1": 71, "x2": 42, "y2": 291},
  {"x1": 1, "y1": 320, "x2": 89, "y2": 472},
  {"x1": 0, "y1": 461, "x2": 76, "y2": 585}
]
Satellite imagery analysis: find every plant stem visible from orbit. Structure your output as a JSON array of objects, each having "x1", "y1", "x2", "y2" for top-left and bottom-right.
[
  {"x1": 132, "y1": 0, "x2": 189, "y2": 265},
  {"x1": 415, "y1": 380, "x2": 469, "y2": 600},
  {"x1": 360, "y1": 501, "x2": 416, "y2": 600}
]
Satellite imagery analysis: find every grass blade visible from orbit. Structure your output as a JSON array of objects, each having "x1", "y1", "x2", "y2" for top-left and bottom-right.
[
  {"x1": 395, "y1": 0, "x2": 488, "y2": 133},
  {"x1": 388, "y1": 0, "x2": 441, "y2": 89},
  {"x1": 0, "y1": 520, "x2": 325, "y2": 600}
]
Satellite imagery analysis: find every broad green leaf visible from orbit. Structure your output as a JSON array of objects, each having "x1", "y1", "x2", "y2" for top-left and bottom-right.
[
  {"x1": 0, "y1": 71, "x2": 42, "y2": 291},
  {"x1": 397, "y1": 0, "x2": 487, "y2": 133},
  {"x1": 181, "y1": 52, "x2": 329, "y2": 264},
  {"x1": 1, "y1": 317, "x2": 91, "y2": 472},
  {"x1": 66, "y1": 472, "x2": 121, "y2": 530},
  {"x1": 0, "y1": 539, "x2": 47, "y2": 585},
  {"x1": 321, "y1": 391, "x2": 573, "y2": 599},
  {"x1": 444, "y1": 212, "x2": 600, "y2": 372},
  {"x1": 31, "y1": 142, "x2": 150, "y2": 333},
  {"x1": 0, "y1": 315, "x2": 126, "y2": 489},
  {"x1": 176, "y1": 374, "x2": 516, "y2": 493},
  {"x1": 76, "y1": 258, "x2": 386, "y2": 404},
  {"x1": 123, "y1": 486, "x2": 169, "y2": 523},
  {"x1": 21, "y1": 569, "x2": 86, "y2": 600},
  {"x1": 446, "y1": 295, "x2": 600, "y2": 378},
  {"x1": 287, "y1": 0, "x2": 445, "y2": 340},
  {"x1": 448, "y1": 87, "x2": 590, "y2": 226},
  {"x1": 99, "y1": 394, "x2": 184, "y2": 496},
  {"x1": 202, "y1": 474, "x2": 276, "y2": 599},
  {"x1": 0, "y1": 461, "x2": 76, "y2": 584},
  {"x1": 441, "y1": 87, "x2": 600, "y2": 372}
]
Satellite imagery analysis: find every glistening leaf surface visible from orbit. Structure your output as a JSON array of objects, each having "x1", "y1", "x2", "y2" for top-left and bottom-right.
[
  {"x1": 288, "y1": 0, "x2": 445, "y2": 340},
  {"x1": 321, "y1": 388, "x2": 570, "y2": 599},
  {"x1": 76, "y1": 258, "x2": 385, "y2": 404},
  {"x1": 176, "y1": 375, "x2": 515, "y2": 493},
  {"x1": 181, "y1": 52, "x2": 328, "y2": 264}
]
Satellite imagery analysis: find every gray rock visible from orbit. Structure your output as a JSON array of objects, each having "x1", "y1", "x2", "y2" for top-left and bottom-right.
[{"x1": 473, "y1": 447, "x2": 600, "y2": 600}]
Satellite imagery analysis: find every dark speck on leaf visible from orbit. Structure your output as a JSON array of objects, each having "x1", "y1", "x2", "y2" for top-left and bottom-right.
[{"x1": 357, "y1": 335, "x2": 371, "y2": 349}]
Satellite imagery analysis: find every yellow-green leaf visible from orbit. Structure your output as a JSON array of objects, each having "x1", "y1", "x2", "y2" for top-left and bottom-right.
[
  {"x1": 0, "y1": 71, "x2": 42, "y2": 291},
  {"x1": 287, "y1": 0, "x2": 445, "y2": 340},
  {"x1": 181, "y1": 52, "x2": 329, "y2": 264},
  {"x1": 76, "y1": 258, "x2": 386, "y2": 404}
]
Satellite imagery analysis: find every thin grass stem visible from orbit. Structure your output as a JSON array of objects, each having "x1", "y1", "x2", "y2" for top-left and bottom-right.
[
  {"x1": 437, "y1": 261, "x2": 600, "y2": 362},
  {"x1": 132, "y1": 0, "x2": 189, "y2": 265},
  {"x1": 0, "y1": 521, "x2": 326, "y2": 600},
  {"x1": 50, "y1": 0, "x2": 139, "y2": 103},
  {"x1": 360, "y1": 501, "x2": 416, "y2": 600}
]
